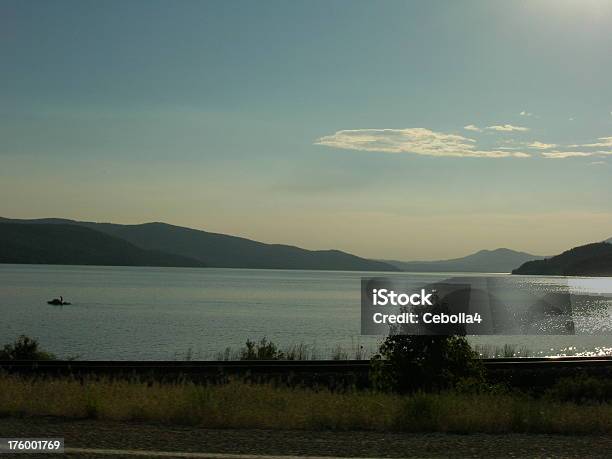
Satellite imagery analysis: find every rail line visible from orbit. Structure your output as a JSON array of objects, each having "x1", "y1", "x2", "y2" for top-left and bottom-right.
[{"x1": 1, "y1": 356, "x2": 610, "y2": 373}]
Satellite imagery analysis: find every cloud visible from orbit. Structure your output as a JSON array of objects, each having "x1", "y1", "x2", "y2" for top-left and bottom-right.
[
  {"x1": 315, "y1": 128, "x2": 531, "y2": 158},
  {"x1": 574, "y1": 136, "x2": 612, "y2": 148},
  {"x1": 497, "y1": 140, "x2": 556, "y2": 151},
  {"x1": 520, "y1": 111, "x2": 541, "y2": 119},
  {"x1": 541, "y1": 150, "x2": 612, "y2": 159},
  {"x1": 538, "y1": 134, "x2": 612, "y2": 159},
  {"x1": 542, "y1": 151, "x2": 595, "y2": 159},
  {"x1": 485, "y1": 124, "x2": 530, "y2": 132},
  {"x1": 466, "y1": 123, "x2": 532, "y2": 133},
  {"x1": 589, "y1": 161, "x2": 606, "y2": 166},
  {"x1": 316, "y1": 128, "x2": 612, "y2": 161},
  {"x1": 527, "y1": 141, "x2": 557, "y2": 150},
  {"x1": 566, "y1": 136, "x2": 612, "y2": 150}
]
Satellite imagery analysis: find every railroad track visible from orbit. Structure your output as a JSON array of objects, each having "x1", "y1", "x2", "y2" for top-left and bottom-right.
[
  {"x1": 1, "y1": 356, "x2": 610, "y2": 373},
  {"x1": 2, "y1": 357, "x2": 610, "y2": 390}
]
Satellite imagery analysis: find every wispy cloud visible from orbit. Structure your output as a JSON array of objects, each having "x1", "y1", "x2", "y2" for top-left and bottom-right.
[
  {"x1": 315, "y1": 128, "x2": 530, "y2": 158},
  {"x1": 466, "y1": 123, "x2": 530, "y2": 133},
  {"x1": 538, "y1": 134, "x2": 612, "y2": 159},
  {"x1": 528, "y1": 141, "x2": 557, "y2": 150},
  {"x1": 542, "y1": 150, "x2": 612, "y2": 159},
  {"x1": 589, "y1": 161, "x2": 606, "y2": 166},
  {"x1": 486, "y1": 124, "x2": 530, "y2": 132},
  {"x1": 570, "y1": 136, "x2": 612, "y2": 148},
  {"x1": 316, "y1": 128, "x2": 612, "y2": 161},
  {"x1": 542, "y1": 151, "x2": 595, "y2": 159},
  {"x1": 496, "y1": 140, "x2": 556, "y2": 151}
]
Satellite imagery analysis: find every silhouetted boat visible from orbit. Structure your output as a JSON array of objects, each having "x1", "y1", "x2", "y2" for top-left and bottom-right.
[{"x1": 47, "y1": 296, "x2": 70, "y2": 305}]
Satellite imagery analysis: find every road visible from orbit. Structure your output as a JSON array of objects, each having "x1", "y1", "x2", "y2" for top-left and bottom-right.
[{"x1": 1, "y1": 417, "x2": 610, "y2": 458}]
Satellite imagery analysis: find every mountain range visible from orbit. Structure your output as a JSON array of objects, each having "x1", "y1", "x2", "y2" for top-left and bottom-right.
[
  {"x1": 0, "y1": 217, "x2": 396, "y2": 272},
  {"x1": 384, "y1": 248, "x2": 543, "y2": 273},
  {"x1": 0, "y1": 222, "x2": 206, "y2": 268},
  {"x1": 2, "y1": 217, "x2": 609, "y2": 275}
]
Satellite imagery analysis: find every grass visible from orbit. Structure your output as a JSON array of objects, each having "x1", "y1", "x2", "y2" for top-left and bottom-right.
[
  {"x1": 473, "y1": 343, "x2": 534, "y2": 358},
  {"x1": 212, "y1": 338, "x2": 374, "y2": 361},
  {"x1": 0, "y1": 373, "x2": 610, "y2": 434},
  {"x1": 207, "y1": 340, "x2": 541, "y2": 361},
  {"x1": 5, "y1": 334, "x2": 608, "y2": 362}
]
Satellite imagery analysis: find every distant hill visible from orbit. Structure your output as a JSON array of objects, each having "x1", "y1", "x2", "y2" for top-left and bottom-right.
[
  {"x1": 385, "y1": 248, "x2": 543, "y2": 273},
  {"x1": 0, "y1": 223, "x2": 206, "y2": 267},
  {"x1": 0, "y1": 217, "x2": 397, "y2": 272},
  {"x1": 512, "y1": 242, "x2": 612, "y2": 276}
]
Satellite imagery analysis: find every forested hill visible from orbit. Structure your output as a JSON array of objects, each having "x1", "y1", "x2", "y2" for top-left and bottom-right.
[
  {"x1": 0, "y1": 223, "x2": 206, "y2": 267},
  {"x1": 0, "y1": 218, "x2": 398, "y2": 272},
  {"x1": 512, "y1": 242, "x2": 612, "y2": 276}
]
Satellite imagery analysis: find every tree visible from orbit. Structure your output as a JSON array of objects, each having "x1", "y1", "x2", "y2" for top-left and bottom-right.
[
  {"x1": 371, "y1": 334, "x2": 483, "y2": 393},
  {"x1": 370, "y1": 294, "x2": 483, "y2": 393},
  {"x1": 0, "y1": 335, "x2": 55, "y2": 361}
]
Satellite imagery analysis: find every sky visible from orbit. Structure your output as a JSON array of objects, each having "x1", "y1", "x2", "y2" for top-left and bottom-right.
[{"x1": 1, "y1": 0, "x2": 612, "y2": 260}]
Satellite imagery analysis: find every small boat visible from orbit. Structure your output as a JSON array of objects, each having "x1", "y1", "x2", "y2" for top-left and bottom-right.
[{"x1": 47, "y1": 296, "x2": 71, "y2": 305}]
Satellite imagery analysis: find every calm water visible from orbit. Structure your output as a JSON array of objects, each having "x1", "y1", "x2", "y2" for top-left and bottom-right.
[{"x1": 0, "y1": 264, "x2": 611, "y2": 360}]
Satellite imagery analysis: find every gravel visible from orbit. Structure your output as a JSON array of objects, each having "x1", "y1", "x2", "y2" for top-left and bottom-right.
[{"x1": 1, "y1": 417, "x2": 610, "y2": 458}]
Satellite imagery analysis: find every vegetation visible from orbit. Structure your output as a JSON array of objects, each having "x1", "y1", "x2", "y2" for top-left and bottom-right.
[
  {"x1": 0, "y1": 335, "x2": 55, "y2": 361},
  {"x1": 0, "y1": 374, "x2": 609, "y2": 434},
  {"x1": 238, "y1": 338, "x2": 286, "y2": 360},
  {"x1": 1, "y1": 336, "x2": 610, "y2": 434},
  {"x1": 512, "y1": 241, "x2": 612, "y2": 276},
  {"x1": 369, "y1": 289, "x2": 485, "y2": 394},
  {"x1": 0, "y1": 217, "x2": 397, "y2": 271},
  {"x1": 212, "y1": 338, "x2": 371, "y2": 361},
  {"x1": 3, "y1": 335, "x2": 585, "y2": 363},
  {"x1": 473, "y1": 343, "x2": 534, "y2": 358},
  {"x1": 0, "y1": 222, "x2": 205, "y2": 267},
  {"x1": 545, "y1": 376, "x2": 612, "y2": 404},
  {"x1": 371, "y1": 335, "x2": 484, "y2": 393}
]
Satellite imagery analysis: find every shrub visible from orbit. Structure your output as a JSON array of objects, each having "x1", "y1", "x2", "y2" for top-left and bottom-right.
[
  {"x1": 545, "y1": 376, "x2": 612, "y2": 404},
  {"x1": 239, "y1": 337, "x2": 285, "y2": 360},
  {"x1": 370, "y1": 335, "x2": 484, "y2": 393},
  {"x1": 0, "y1": 335, "x2": 55, "y2": 361}
]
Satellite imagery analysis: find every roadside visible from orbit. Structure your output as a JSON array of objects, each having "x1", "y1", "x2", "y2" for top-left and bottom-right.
[{"x1": 1, "y1": 417, "x2": 611, "y2": 458}]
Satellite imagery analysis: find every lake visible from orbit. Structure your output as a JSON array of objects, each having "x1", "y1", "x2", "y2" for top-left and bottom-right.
[{"x1": 0, "y1": 264, "x2": 610, "y2": 360}]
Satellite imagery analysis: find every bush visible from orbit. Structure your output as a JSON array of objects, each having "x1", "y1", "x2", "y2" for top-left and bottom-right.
[
  {"x1": 370, "y1": 335, "x2": 484, "y2": 394},
  {"x1": 239, "y1": 337, "x2": 285, "y2": 360},
  {"x1": 545, "y1": 376, "x2": 612, "y2": 404},
  {"x1": 0, "y1": 335, "x2": 55, "y2": 361}
]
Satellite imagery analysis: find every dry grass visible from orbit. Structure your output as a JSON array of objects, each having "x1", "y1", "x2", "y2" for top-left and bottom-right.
[{"x1": 0, "y1": 374, "x2": 610, "y2": 434}]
